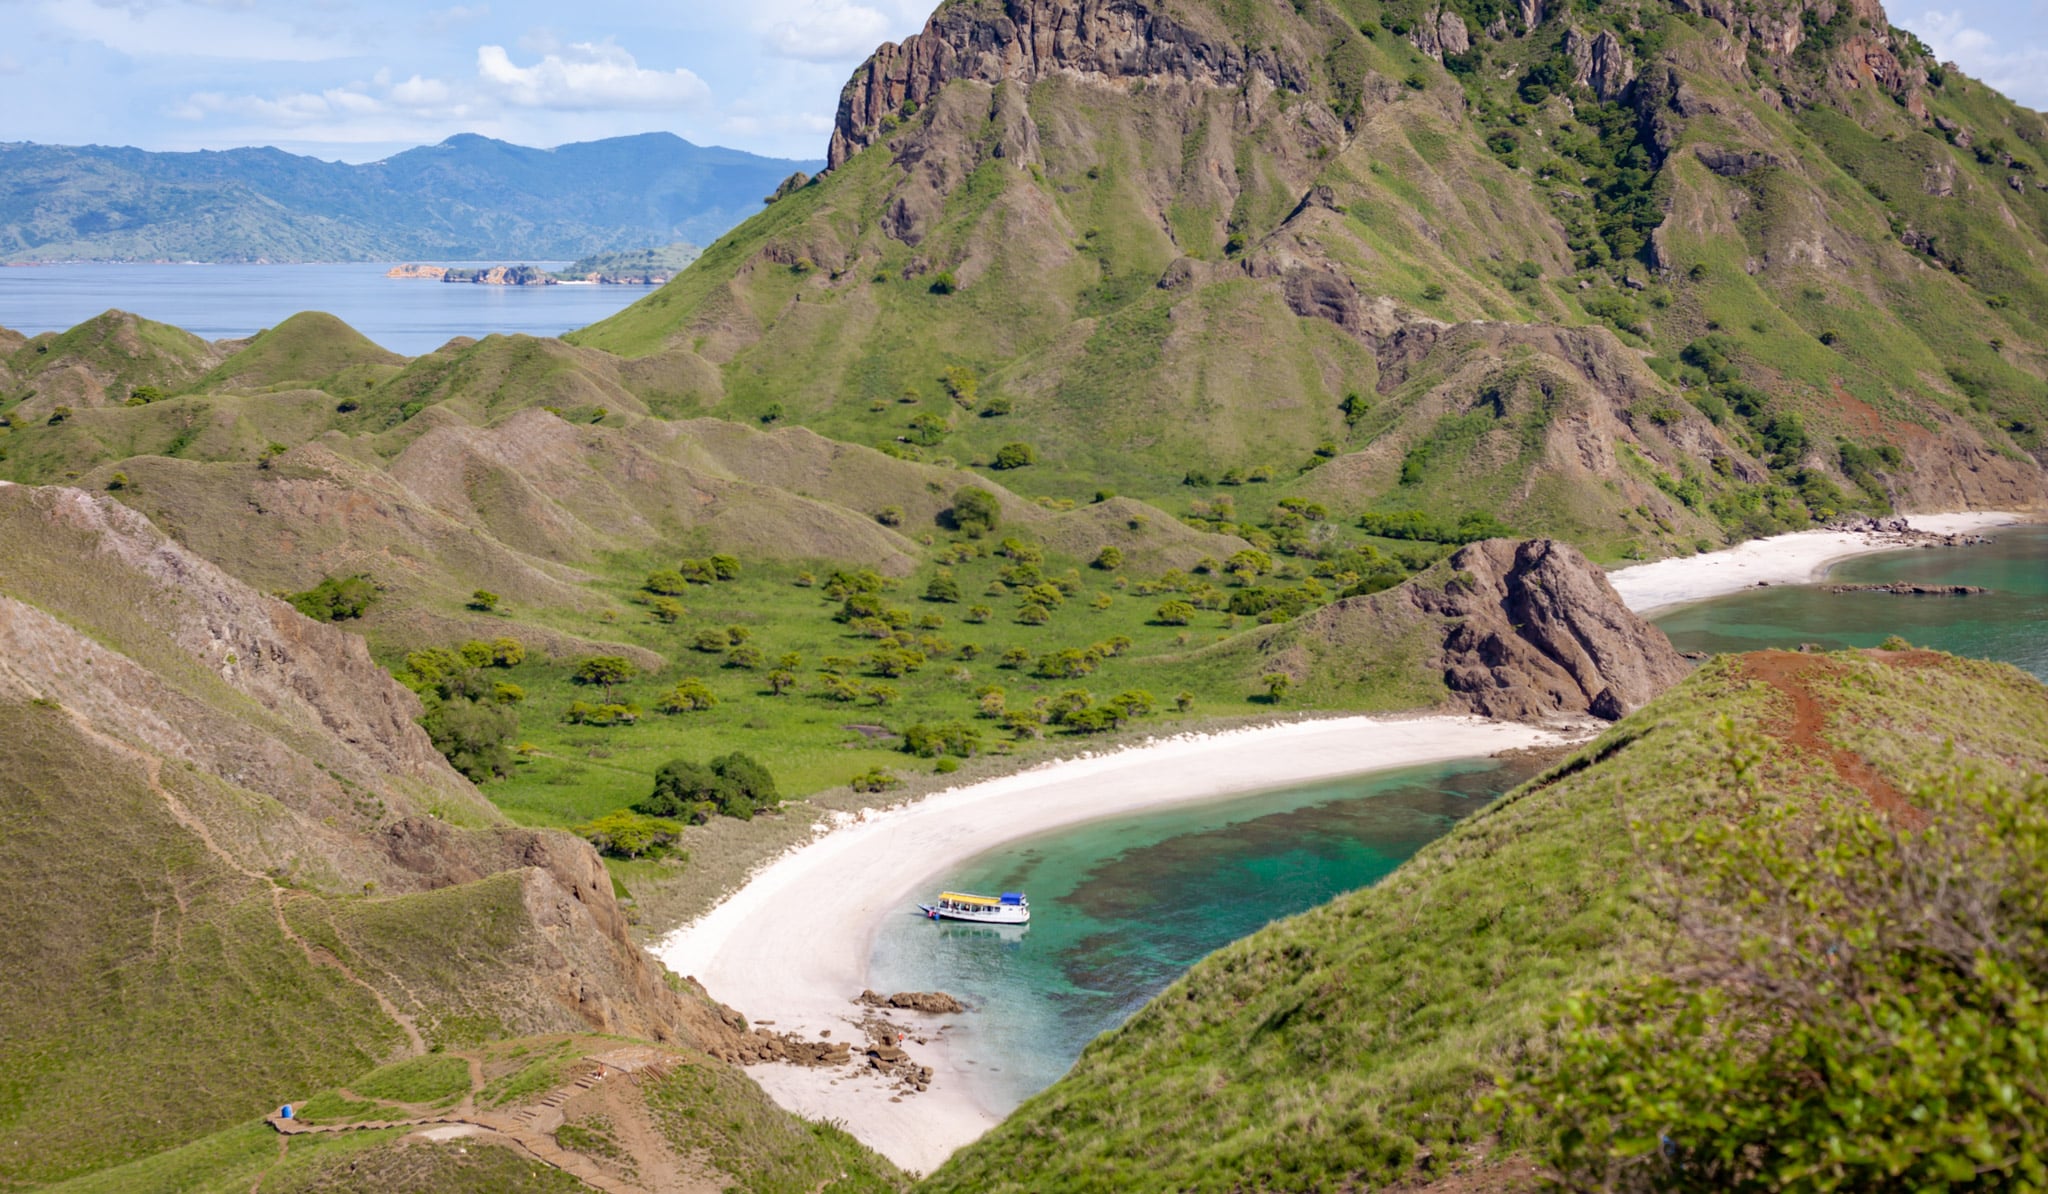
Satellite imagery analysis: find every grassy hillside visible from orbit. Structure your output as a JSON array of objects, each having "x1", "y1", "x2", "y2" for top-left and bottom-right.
[
  {"x1": 49, "y1": 1035, "x2": 902, "y2": 1194},
  {"x1": 924, "y1": 647, "x2": 2048, "y2": 1191},
  {"x1": 0, "y1": 484, "x2": 896, "y2": 1190},
  {"x1": 568, "y1": 0, "x2": 2045, "y2": 556}
]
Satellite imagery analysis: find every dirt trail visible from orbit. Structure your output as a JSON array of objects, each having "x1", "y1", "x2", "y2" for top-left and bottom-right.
[
  {"x1": 60, "y1": 706, "x2": 427, "y2": 1055},
  {"x1": 1737, "y1": 651, "x2": 1921, "y2": 824},
  {"x1": 264, "y1": 1051, "x2": 707, "y2": 1194}
]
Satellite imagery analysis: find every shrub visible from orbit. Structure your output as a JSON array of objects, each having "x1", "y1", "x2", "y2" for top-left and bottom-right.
[
  {"x1": 851, "y1": 767, "x2": 903, "y2": 793},
  {"x1": 950, "y1": 486, "x2": 1001, "y2": 537},
  {"x1": 578, "y1": 810, "x2": 683, "y2": 860},
  {"x1": 423, "y1": 697, "x2": 518, "y2": 780},
  {"x1": 902, "y1": 721, "x2": 983, "y2": 759},
  {"x1": 658, "y1": 678, "x2": 718, "y2": 713},
  {"x1": 106, "y1": 472, "x2": 130, "y2": 491},
  {"x1": 467, "y1": 589, "x2": 500, "y2": 612},
  {"x1": 929, "y1": 271, "x2": 958, "y2": 295},
  {"x1": 287, "y1": 574, "x2": 380, "y2": 622},
  {"x1": 991, "y1": 442, "x2": 1036, "y2": 470},
  {"x1": 1093, "y1": 546, "x2": 1124, "y2": 571},
  {"x1": 925, "y1": 575, "x2": 962, "y2": 603},
  {"x1": 644, "y1": 569, "x2": 690, "y2": 596},
  {"x1": 637, "y1": 753, "x2": 779, "y2": 823},
  {"x1": 1154, "y1": 600, "x2": 1196, "y2": 625}
]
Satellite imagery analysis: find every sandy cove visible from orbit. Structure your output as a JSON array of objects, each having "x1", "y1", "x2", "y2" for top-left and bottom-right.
[
  {"x1": 1606, "y1": 512, "x2": 2027, "y2": 615},
  {"x1": 655, "y1": 714, "x2": 1571, "y2": 1174},
  {"x1": 656, "y1": 508, "x2": 2028, "y2": 1174}
]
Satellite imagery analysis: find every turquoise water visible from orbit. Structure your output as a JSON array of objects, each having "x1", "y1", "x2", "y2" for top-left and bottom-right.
[
  {"x1": 0, "y1": 263, "x2": 650, "y2": 355},
  {"x1": 1656, "y1": 524, "x2": 2048, "y2": 680},
  {"x1": 868, "y1": 755, "x2": 1547, "y2": 1109}
]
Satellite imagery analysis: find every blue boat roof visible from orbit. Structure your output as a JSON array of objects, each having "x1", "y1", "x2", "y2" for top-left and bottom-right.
[{"x1": 1000, "y1": 892, "x2": 1025, "y2": 904}]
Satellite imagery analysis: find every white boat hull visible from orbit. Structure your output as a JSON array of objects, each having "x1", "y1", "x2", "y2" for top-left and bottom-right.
[{"x1": 918, "y1": 903, "x2": 1030, "y2": 925}]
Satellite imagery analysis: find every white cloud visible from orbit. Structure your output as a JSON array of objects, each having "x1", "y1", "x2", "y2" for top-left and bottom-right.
[
  {"x1": 762, "y1": 0, "x2": 892, "y2": 62},
  {"x1": 172, "y1": 85, "x2": 380, "y2": 125},
  {"x1": 0, "y1": 55, "x2": 22, "y2": 75},
  {"x1": 475, "y1": 39, "x2": 709, "y2": 109},
  {"x1": 1910, "y1": 8, "x2": 2048, "y2": 109}
]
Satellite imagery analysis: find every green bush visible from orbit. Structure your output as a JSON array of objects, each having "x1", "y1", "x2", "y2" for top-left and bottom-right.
[
  {"x1": 950, "y1": 486, "x2": 1001, "y2": 537},
  {"x1": 636, "y1": 752, "x2": 780, "y2": 823},
  {"x1": 286, "y1": 574, "x2": 380, "y2": 622},
  {"x1": 422, "y1": 697, "x2": 518, "y2": 780},
  {"x1": 578, "y1": 810, "x2": 684, "y2": 859},
  {"x1": 991, "y1": 442, "x2": 1037, "y2": 470}
]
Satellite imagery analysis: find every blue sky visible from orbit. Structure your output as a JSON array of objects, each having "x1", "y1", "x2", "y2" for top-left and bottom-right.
[{"x1": 0, "y1": 0, "x2": 2041, "y2": 163}]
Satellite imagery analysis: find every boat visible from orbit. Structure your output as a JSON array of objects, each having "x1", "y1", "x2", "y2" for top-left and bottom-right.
[{"x1": 918, "y1": 890, "x2": 1030, "y2": 924}]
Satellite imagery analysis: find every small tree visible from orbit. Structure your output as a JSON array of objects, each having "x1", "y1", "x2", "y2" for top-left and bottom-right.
[
  {"x1": 650, "y1": 596, "x2": 686, "y2": 624},
  {"x1": 645, "y1": 569, "x2": 690, "y2": 596},
  {"x1": 693, "y1": 627, "x2": 731, "y2": 653},
  {"x1": 991, "y1": 442, "x2": 1036, "y2": 469},
  {"x1": 1261, "y1": 673, "x2": 1293, "y2": 703},
  {"x1": 766, "y1": 668, "x2": 798, "y2": 695},
  {"x1": 468, "y1": 589, "x2": 501, "y2": 612},
  {"x1": 1175, "y1": 690, "x2": 1196, "y2": 713},
  {"x1": 925, "y1": 575, "x2": 962, "y2": 603},
  {"x1": 1154, "y1": 600, "x2": 1196, "y2": 626},
  {"x1": 709, "y1": 554, "x2": 742, "y2": 581},
  {"x1": 1093, "y1": 546, "x2": 1124, "y2": 571},
  {"x1": 725, "y1": 644, "x2": 764, "y2": 670},
  {"x1": 579, "y1": 810, "x2": 683, "y2": 860},
  {"x1": 574, "y1": 656, "x2": 639, "y2": 702},
  {"x1": 659, "y1": 678, "x2": 718, "y2": 713},
  {"x1": 951, "y1": 486, "x2": 1001, "y2": 538}
]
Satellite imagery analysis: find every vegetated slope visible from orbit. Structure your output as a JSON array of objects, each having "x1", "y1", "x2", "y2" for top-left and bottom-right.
[
  {"x1": 0, "y1": 321, "x2": 1247, "y2": 659},
  {"x1": 925, "y1": 647, "x2": 2048, "y2": 1192},
  {"x1": 1, "y1": 309, "x2": 226, "y2": 419},
  {"x1": 573, "y1": 0, "x2": 2046, "y2": 558},
  {"x1": 0, "y1": 133, "x2": 822, "y2": 263},
  {"x1": 1190, "y1": 536, "x2": 1690, "y2": 717},
  {"x1": 0, "y1": 484, "x2": 798, "y2": 1185},
  {"x1": 51, "y1": 1035, "x2": 904, "y2": 1194}
]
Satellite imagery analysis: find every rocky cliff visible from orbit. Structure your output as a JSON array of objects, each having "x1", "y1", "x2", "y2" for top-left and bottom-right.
[{"x1": 1248, "y1": 538, "x2": 1690, "y2": 721}]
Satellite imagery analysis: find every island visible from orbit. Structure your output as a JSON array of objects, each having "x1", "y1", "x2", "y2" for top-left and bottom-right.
[{"x1": 385, "y1": 241, "x2": 701, "y2": 287}]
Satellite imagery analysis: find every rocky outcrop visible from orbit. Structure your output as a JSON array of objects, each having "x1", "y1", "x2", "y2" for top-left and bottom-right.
[
  {"x1": 1565, "y1": 27, "x2": 1636, "y2": 102},
  {"x1": 1257, "y1": 539, "x2": 1691, "y2": 723},
  {"x1": 859, "y1": 989, "x2": 968, "y2": 1013},
  {"x1": 829, "y1": 0, "x2": 1278, "y2": 169},
  {"x1": 1416, "y1": 539, "x2": 1692, "y2": 721}
]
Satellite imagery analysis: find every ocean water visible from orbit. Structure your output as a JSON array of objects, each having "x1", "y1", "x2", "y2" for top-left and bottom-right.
[
  {"x1": 1656, "y1": 523, "x2": 2048, "y2": 680},
  {"x1": 867, "y1": 755, "x2": 1548, "y2": 1111},
  {"x1": 0, "y1": 263, "x2": 650, "y2": 355}
]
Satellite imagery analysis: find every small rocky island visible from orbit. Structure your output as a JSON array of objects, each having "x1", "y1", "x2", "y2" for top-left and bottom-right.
[
  {"x1": 385, "y1": 241, "x2": 700, "y2": 287},
  {"x1": 1822, "y1": 583, "x2": 1990, "y2": 596}
]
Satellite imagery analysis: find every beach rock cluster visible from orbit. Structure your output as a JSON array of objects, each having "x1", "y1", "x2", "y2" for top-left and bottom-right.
[
  {"x1": 858, "y1": 989, "x2": 967, "y2": 1014},
  {"x1": 1822, "y1": 583, "x2": 1989, "y2": 596},
  {"x1": 729, "y1": 1030, "x2": 855, "y2": 1067},
  {"x1": 1838, "y1": 516, "x2": 1994, "y2": 550}
]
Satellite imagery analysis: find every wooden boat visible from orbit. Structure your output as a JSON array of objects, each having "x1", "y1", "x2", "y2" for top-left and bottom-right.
[{"x1": 918, "y1": 890, "x2": 1029, "y2": 924}]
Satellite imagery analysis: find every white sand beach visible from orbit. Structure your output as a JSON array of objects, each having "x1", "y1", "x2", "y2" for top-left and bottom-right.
[
  {"x1": 656, "y1": 714, "x2": 1571, "y2": 1174},
  {"x1": 1607, "y1": 512, "x2": 2027, "y2": 615}
]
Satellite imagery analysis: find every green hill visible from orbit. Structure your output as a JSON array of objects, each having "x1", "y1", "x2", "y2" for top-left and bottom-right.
[
  {"x1": 0, "y1": 483, "x2": 899, "y2": 1191},
  {"x1": 926, "y1": 646, "x2": 2048, "y2": 1191},
  {"x1": 570, "y1": 0, "x2": 2046, "y2": 557}
]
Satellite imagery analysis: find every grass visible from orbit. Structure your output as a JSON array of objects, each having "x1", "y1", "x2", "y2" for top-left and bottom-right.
[
  {"x1": 923, "y1": 650, "x2": 2048, "y2": 1191},
  {"x1": 644, "y1": 1060, "x2": 907, "y2": 1192},
  {"x1": 349, "y1": 1054, "x2": 474, "y2": 1107}
]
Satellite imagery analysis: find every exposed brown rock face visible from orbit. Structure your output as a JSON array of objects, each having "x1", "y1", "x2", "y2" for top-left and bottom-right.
[
  {"x1": 1417, "y1": 539, "x2": 1691, "y2": 721},
  {"x1": 1407, "y1": 4, "x2": 1472, "y2": 61},
  {"x1": 830, "y1": 0, "x2": 1275, "y2": 170},
  {"x1": 1565, "y1": 27, "x2": 1636, "y2": 101}
]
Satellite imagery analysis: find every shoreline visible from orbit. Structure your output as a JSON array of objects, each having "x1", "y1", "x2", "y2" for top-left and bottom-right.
[
  {"x1": 1607, "y1": 511, "x2": 2028, "y2": 615},
  {"x1": 654, "y1": 714, "x2": 1574, "y2": 1174}
]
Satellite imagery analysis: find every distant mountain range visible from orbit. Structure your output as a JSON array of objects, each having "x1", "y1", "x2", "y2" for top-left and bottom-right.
[{"x1": 0, "y1": 132, "x2": 823, "y2": 264}]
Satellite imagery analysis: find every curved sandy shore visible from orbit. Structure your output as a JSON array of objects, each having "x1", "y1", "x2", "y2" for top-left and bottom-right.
[
  {"x1": 1606, "y1": 512, "x2": 2027, "y2": 615},
  {"x1": 655, "y1": 714, "x2": 1571, "y2": 1174}
]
